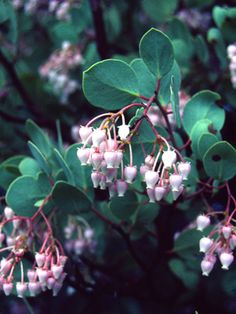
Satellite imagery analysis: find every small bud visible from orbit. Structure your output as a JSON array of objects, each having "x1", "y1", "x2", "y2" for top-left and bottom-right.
[
  {"x1": 196, "y1": 215, "x2": 210, "y2": 232},
  {"x1": 154, "y1": 186, "x2": 166, "y2": 201},
  {"x1": 172, "y1": 185, "x2": 184, "y2": 201},
  {"x1": 116, "y1": 180, "x2": 128, "y2": 197},
  {"x1": 220, "y1": 252, "x2": 234, "y2": 270},
  {"x1": 177, "y1": 162, "x2": 191, "y2": 180},
  {"x1": 16, "y1": 282, "x2": 28, "y2": 298},
  {"x1": 169, "y1": 174, "x2": 183, "y2": 192},
  {"x1": 145, "y1": 155, "x2": 154, "y2": 168},
  {"x1": 222, "y1": 226, "x2": 232, "y2": 240},
  {"x1": 52, "y1": 281, "x2": 63, "y2": 297},
  {"x1": 77, "y1": 148, "x2": 90, "y2": 165},
  {"x1": 162, "y1": 150, "x2": 177, "y2": 169},
  {"x1": 59, "y1": 256, "x2": 68, "y2": 266},
  {"x1": 3, "y1": 282, "x2": 14, "y2": 296},
  {"x1": 47, "y1": 277, "x2": 56, "y2": 290},
  {"x1": 118, "y1": 124, "x2": 130, "y2": 140},
  {"x1": 199, "y1": 237, "x2": 213, "y2": 253},
  {"x1": 145, "y1": 170, "x2": 159, "y2": 189},
  {"x1": 35, "y1": 253, "x2": 46, "y2": 267},
  {"x1": 124, "y1": 166, "x2": 137, "y2": 183},
  {"x1": 92, "y1": 129, "x2": 106, "y2": 147},
  {"x1": 4, "y1": 207, "x2": 14, "y2": 220},
  {"x1": 105, "y1": 169, "x2": 117, "y2": 183}
]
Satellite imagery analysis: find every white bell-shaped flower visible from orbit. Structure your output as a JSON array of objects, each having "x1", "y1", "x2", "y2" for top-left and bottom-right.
[
  {"x1": 118, "y1": 124, "x2": 130, "y2": 140},
  {"x1": 16, "y1": 282, "x2": 28, "y2": 298},
  {"x1": 196, "y1": 215, "x2": 210, "y2": 232},
  {"x1": 154, "y1": 186, "x2": 166, "y2": 201},
  {"x1": 124, "y1": 166, "x2": 137, "y2": 183},
  {"x1": 169, "y1": 174, "x2": 183, "y2": 192},
  {"x1": 201, "y1": 258, "x2": 215, "y2": 276},
  {"x1": 199, "y1": 237, "x2": 213, "y2": 253},
  {"x1": 145, "y1": 170, "x2": 159, "y2": 189},
  {"x1": 147, "y1": 188, "x2": 155, "y2": 203},
  {"x1": 177, "y1": 162, "x2": 191, "y2": 180},
  {"x1": 220, "y1": 252, "x2": 234, "y2": 270},
  {"x1": 77, "y1": 148, "x2": 90, "y2": 165},
  {"x1": 162, "y1": 150, "x2": 177, "y2": 169},
  {"x1": 222, "y1": 226, "x2": 232, "y2": 240},
  {"x1": 116, "y1": 180, "x2": 128, "y2": 197},
  {"x1": 92, "y1": 129, "x2": 106, "y2": 147}
]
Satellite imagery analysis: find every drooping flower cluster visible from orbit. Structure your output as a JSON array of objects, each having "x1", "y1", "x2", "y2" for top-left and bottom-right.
[
  {"x1": 12, "y1": 0, "x2": 80, "y2": 20},
  {"x1": 196, "y1": 214, "x2": 236, "y2": 276},
  {"x1": 76, "y1": 107, "x2": 191, "y2": 201},
  {"x1": 147, "y1": 91, "x2": 189, "y2": 128},
  {"x1": 64, "y1": 216, "x2": 95, "y2": 256},
  {"x1": 0, "y1": 206, "x2": 67, "y2": 297},
  {"x1": 39, "y1": 41, "x2": 83, "y2": 103},
  {"x1": 227, "y1": 44, "x2": 236, "y2": 89}
]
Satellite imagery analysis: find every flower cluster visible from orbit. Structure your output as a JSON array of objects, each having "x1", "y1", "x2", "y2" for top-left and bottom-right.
[
  {"x1": 12, "y1": 0, "x2": 80, "y2": 20},
  {"x1": 39, "y1": 41, "x2": 83, "y2": 103},
  {"x1": 196, "y1": 214, "x2": 236, "y2": 276},
  {"x1": 0, "y1": 206, "x2": 67, "y2": 297},
  {"x1": 227, "y1": 44, "x2": 236, "y2": 89},
  {"x1": 64, "y1": 217, "x2": 95, "y2": 256},
  {"x1": 76, "y1": 107, "x2": 190, "y2": 201},
  {"x1": 147, "y1": 91, "x2": 189, "y2": 128}
]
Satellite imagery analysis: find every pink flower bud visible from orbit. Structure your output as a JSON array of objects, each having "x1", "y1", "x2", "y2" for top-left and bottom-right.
[
  {"x1": 91, "y1": 171, "x2": 101, "y2": 188},
  {"x1": 91, "y1": 152, "x2": 103, "y2": 169},
  {"x1": 177, "y1": 162, "x2": 191, "y2": 180},
  {"x1": 116, "y1": 180, "x2": 128, "y2": 197},
  {"x1": 169, "y1": 174, "x2": 183, "y2": 192},
  {"x1": 147, "y1": 188, "x2": 155, "y2": 203},
  {"x1": 145, "y1": 155, "x2": 154, "y2": 168},
  {"x1": 35, "y1": 253, "x2": 46, "y2": 267},
  {"x1": 196, "y1": 215, "x2": 210, "y2": 231},
  {"x1": 77, "y1": 148, "x2": 90, "y2": 165},
  {"x1": 16, "y1": 282, "x2": 28, "y2": 298},
  {"x1": 162, "y1": 150, "x2": 177, "y2": 169},
  {"x1": 28, "y1": 281, "x2": 41, "y2": 296},
  {"x1": 222, "y1": 226, "x2": 232, "y2": 240},
  {"x1": 51, "y1": 265, "x2": 63, "y2": 280},
  {"x1": 154, "y1": 186, "x2": 166, "y2": 201},
  {"x1": 79, "y1": 126, "x2": 93, "y2": 143},
  {"x1": 92, "y1": 129, "x2": 106, "y2": 147},
  {"x1": 3, "y1": 282, "x2": 14, "y2": 296},
  {"x1": 4, "y1": 206, "x2": 14, "y2": 219},
  {"x1": 27, "y1": 269, "x2": 37, "y2": 282},
  {"x1": 59, "y1": 256, "x2": 68, "y2": 266},
  {"x1": 145, "y1": 170, "x2": 159, "y2": 189},
  {"x1": 105, "y1": 169, "x2": 117, "y2": 183},
  {"x1": 199, "y1": 237, "x2": 213, "y2": 253},
  {"x1": 104, "y1": 151, "x2": 117, "y2": 168},
  {"x1": 52, "y1": 281, "x2": 63, "y2": 296},
  {"x1": 220, "y1": 252, "x2": 234, "y2": 270},
  {"x1": 124, "y1": 166, "x2": 137, "y2": 183},
  {"x1": 118, "y1": 124, "x2": 130, "y2": 140}
]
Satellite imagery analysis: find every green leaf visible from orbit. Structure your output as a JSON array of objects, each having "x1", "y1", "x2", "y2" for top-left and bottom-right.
[
  {"x1": 169, "y1": 61, "x2": 181, "y2": 127},
  {"x1": 52, "y1": 181, "x2": 91, "y2": 214},
  {"x1": 28, "y1": 141, "x2": 51, "y2": 177},
  {"x1": 26, "y1": 120, "x2": 52, "y2": 157},
  {"x1": 139, "y1": 28, "x2": 174, "y2": 79},
  {"x1": 222, "y1": 270, "x2": 236, "y2": 296},
  {"x1": 207, "y1": 28, "x2": 228, "y2": 70},
  {"x1": 109, "y1": 191, "x2": 139, "y2": 220},
  {"x1": 135, "y1": 202, "x2": 160, "y2": 224},
  {"x1": 6, "y1": 175, "x2": 51, "y2": 217},
  {"x1": 190, "y1": 119, "x2": 214, "y2": 157},
  {"x1": 194, "y1": 35, "x2": 209, "y2": 64},
  {"x1": 130, "y1": 58, "x2": 156, "y2": 97},
  {"x1": 142, "y1": 0, "x2": 178, "y2": 23},
  {"x1": 54, "y1": 149, "x2": 75, "y2": 185},
  {"x1": 183, "y1": 90, "x2": 223, "y2": 135},
  {"x1": 82, "y1": 59, "x2": 140, "y2": 110},
  {"x1": 19, "y1": 157, "x2": 41, "y2": 177},
  {"x1": 198, "y1": 133, "x2": 219, "y2": 159},
  {"x1": 203, "y1": 141, "x2": 236, "y2": 181},
  {"x1": 169, "y1": 258, "x2": 199, "y2": 290},
  {"x1": 173, "y1": 229, "x2": 202, "y2": 259}
]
